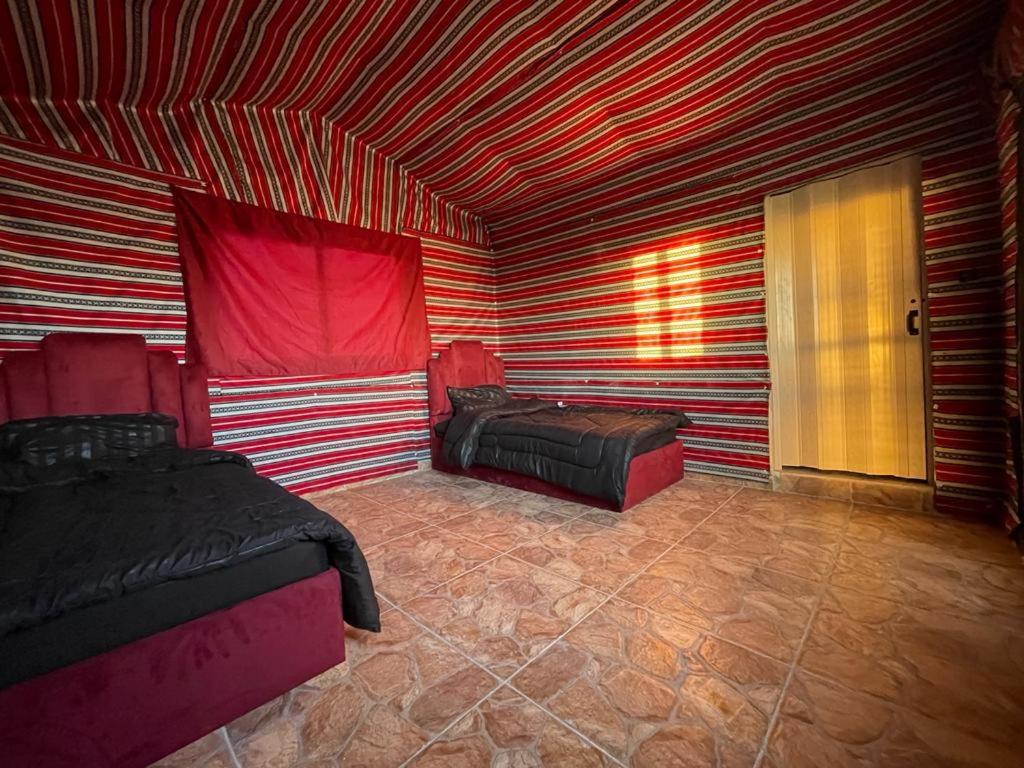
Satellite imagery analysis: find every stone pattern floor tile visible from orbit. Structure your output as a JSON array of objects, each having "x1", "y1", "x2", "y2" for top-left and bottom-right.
[
  {"x1": 844, "y1": 504, "x2": 1020, "y2": 566},
  {"x1": 764, "y1": 673, "x2": 1020, "y2": 768},
  {"x1": 511, "y1": 599, "x2": 788, "y2": 766},
  {"x1": 151, "y1": 731, "x2": 234, "y2": 768},
  {"x1": 724, "y1": 488, "x2": 851, "y2": 531},
  {"x1": 509, "y1": 519, "x2": 671, "y2": 593},
  {"x1": 492, "y1": 491, "x2": 594, "y2": 518},
  {"x1": 407, "y1": 686, "x2": 617, "y2": 766},
  {"x1": 440, "y1": 500, "x2": 575, "y2": 551},
  {"x1": 799, "y1": 588, "x2": 1024, "y2": 749},
  {"x1": 385, "y1": 478, "x2": 513, "y2": 522},
  {"x1": 579, "y1": 482, "x2": 734, "y2": 542},
  {"x1": 830, "y1": 537, "x2": 1024, "y2": 622},
  {"x1": 228, "y1": 611, "x2": 498, "y2": 767},
  {"x1": 404, "y1": 555, "x2": 607, "y2": 677},
  {"x1": 617, "y1": 547, "x2": 819, "y2": 661},
  {"x1": 682, "y1": 491, "x2": 847, "y2": 581},
  {"x1": 364, "y1": 527, "x2": 501, "y2": 605},
  {"x1": 152, "y1": 470, "x2": 1024, "y2": 767},
  {"x1": 314, "y1": 491, "x2": 428, "y2": 550},
  {"x1": 345, "y1": 471, "x2": 440, "y2": 506}
]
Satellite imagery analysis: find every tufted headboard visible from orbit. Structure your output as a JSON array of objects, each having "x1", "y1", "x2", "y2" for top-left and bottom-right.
[
  {"x1": 0, "y1": 332, "x2": 213, "y2": 448},
  {"x1": 426, "y1": 340, "x2": 505, "y2": 426}
]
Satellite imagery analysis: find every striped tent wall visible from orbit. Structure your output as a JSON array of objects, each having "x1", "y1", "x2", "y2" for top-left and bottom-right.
[
  {"x1": 331, "y1": 128, "x2": 488, "y2": 244},
  {"x1": 0, "y1": 130, "x2": 494, "y2": 494},
  {"x1": 996, "y1": 92, "x2": 1020, "y2": 524},
  {"x1": 0, "y1": 0, "x2": 1012, "y2": 510},
  {"x1": 492, "y1": 86, "x2": 1006, "y2": 517},
  {"x1": 0, "y1": 137, "x2": 201, "y2": 353},
  {"x1": 923, "y1": 141, "x2": 1007, "y2": 516},
  {"x1": 419, "y1": 231, "x2": 500, "y2": 352},
  {"x1": 495, "y1": 211, "x2": 770, "y2": 485}
]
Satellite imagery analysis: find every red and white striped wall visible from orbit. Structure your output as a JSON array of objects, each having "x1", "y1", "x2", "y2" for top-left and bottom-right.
[
  {"x1": 996, "y1": 92, "x2": 1020, "y2": 525},
  {"x1": 493, "y1": 91, "x2": 1007, "y2": 518},
  {"x1": 0, "y1": 0, "x2": 1012, "y2": 511},
  {"x1": 0, "y1": 131, "x2": 494, "y2": 495}
]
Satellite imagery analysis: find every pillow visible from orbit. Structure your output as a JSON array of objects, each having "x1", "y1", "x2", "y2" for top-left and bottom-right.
[
  {"x1": 447, "y1": 385, "x2": 510, "y2": 412},
  {"x1": 0, "y1": 413, "x2": 179, "y2": 467}
]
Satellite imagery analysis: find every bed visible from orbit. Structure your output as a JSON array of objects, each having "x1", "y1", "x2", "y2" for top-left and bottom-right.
[
  {"x1": 0, "y1": 332, "x2": 379, "y2": 768},
  {"x1": 427, "y1": 341, "x2": 687, "y2": 510}
]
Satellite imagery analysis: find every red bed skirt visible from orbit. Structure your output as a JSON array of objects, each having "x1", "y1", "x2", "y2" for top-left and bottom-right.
[
  {"x1": 0, "y1": 569, "x2": 346, "y2": 768},
  {"x1": 430, "y1": 437, "x2": 684, "y2": 511}
]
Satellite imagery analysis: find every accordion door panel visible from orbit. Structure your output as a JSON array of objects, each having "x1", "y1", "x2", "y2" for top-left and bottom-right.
[{"x1": 765, "y1": 157, "x2": 927, "y2": 480}]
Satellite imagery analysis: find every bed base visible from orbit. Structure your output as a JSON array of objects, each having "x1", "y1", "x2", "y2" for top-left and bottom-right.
[
  {"x1": 0, "y1": 569, "x2": 345, "y2": 768},
  {"x1": 0, "y1": 332, "x2": 347, "y2": 767},
  {"x1": 426, "y1": 341, "x2": 685, "y2": 511},
  {"x1": 430, "y1": 435, "x2": 684, "y2": 511}
]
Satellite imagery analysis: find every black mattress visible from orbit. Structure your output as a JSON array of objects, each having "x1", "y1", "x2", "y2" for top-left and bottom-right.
[
  {"x1": 435, "y1": 416, "x2": 677, "y2": 457},
  {"x1": 0, "y1": 436, "x2": 381, "y2": 690},
  {"x1": 0, "y1": 541, "x2": 329, "y2": 688}
]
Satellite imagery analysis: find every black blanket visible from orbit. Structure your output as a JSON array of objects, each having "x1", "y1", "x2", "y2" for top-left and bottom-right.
[
  {"x1": 0, "y1": 448, "x2": 380, "y2": 637},
  {"x1": 441, "y1": 399, "x2": 688, "y2": 505}
]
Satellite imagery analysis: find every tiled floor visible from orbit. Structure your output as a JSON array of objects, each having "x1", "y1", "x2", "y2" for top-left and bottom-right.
[{"x1": 155, "y1": 471, "x2": 1024, "y2": 767}]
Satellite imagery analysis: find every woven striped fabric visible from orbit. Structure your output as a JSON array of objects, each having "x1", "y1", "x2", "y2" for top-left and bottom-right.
[
  {"x1": 0, "y1": 136, "x2": 495, "y2": 494},
  {"x1": 997, "y1": 92, "x2": 1020, "y2": 522},
  {"x1": 495, "y1": 136, "x2": 1008, "y2": 517},
  {"x1": 0, "y1": 1, "x2": 1014, "y2": 513}
]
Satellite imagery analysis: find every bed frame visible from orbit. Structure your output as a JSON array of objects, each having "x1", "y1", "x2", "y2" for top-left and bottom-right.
[
  {"x1": 0, "y1": 332, "x2": 346, "y2": 768},
  {"x1": 427, "y1": 340, "x2": 685, "y2": 511}
]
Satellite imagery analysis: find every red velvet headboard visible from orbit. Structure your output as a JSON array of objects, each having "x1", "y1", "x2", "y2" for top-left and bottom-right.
[
  {"x1": 426, "y1": 340, "x2": 505, "y2": 426},
  {"x1": 0, "y1": 332, "x2": 213, "y2": 448}
]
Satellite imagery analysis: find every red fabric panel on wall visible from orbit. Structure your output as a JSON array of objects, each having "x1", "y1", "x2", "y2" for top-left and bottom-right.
[{"x1": 173, "y1": 189, "x2": 431, "y2": 377}]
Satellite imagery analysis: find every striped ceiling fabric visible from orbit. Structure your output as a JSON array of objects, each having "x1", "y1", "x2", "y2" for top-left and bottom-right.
[{"x1": 0, "y1": 0, "x2": 1017, "y2": 519}]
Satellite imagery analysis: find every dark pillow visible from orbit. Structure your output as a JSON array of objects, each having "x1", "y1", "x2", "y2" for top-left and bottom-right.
[
  {"x1": 0, "y1": 413, "x2": 179, "y2": 467},
  {"x1": 447, "y1": 385, "x2": 510, "y2": 412}
]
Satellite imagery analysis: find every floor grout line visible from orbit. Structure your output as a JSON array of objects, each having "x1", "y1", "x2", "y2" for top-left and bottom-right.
[
  {"x1": 368, "y1": 497, "x2": 626, "y2": 610},
  {"x1": 392, "y1": 582, "x2": 624, "y2": 766},
  {"x1": 372, "y1": 484, "x2": 839, "y2": 688},
  {"x1": 351, "y1": 477, "x2": 992, "y2": 765},
  {"x1": 750, "y1": 498, "x2": 854, "y2": 768},
  {"x1": 396, "y1": 679, "x2": 507, "y2": 768},
  {"x1": 446, "y1": 487, "x2": 750, "y2": 766},
  {"x1": 378, "y1": 488, "x2": 750, "y2": 766},
  {"x1": 507, "y1": 683, "x2": 630, "y2": 767},
  {"x1": 218, "y1": 726, "x2": 242, "y2": 768},
  {"x1": 220, "y1": 473, "x2": 1021, "y2": 767}
]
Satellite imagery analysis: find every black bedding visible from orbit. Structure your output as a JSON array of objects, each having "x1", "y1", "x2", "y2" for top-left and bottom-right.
[
  {"x1": 439, "y1": 398, "x2": 689, "y2": 505},
  {"x1": 0, "y1": 445, "x2": 380, "y2": 681},
  {"x1": 0, "y1": 541, "x2": 327, "y2": 688}
]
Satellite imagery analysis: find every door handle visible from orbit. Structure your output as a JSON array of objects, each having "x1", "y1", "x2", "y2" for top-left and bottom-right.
[{"x1": 906, "y1": 308, "x2": 920, "y2": 336}]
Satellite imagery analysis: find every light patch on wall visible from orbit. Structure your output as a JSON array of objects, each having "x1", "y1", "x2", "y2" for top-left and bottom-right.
[{"x1": 631, "y1": 243, "x2": 703, "y2": 359}]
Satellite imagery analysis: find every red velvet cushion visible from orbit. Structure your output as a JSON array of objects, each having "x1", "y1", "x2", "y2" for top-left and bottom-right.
[
  {"x1": 180, "y1": 363, "x2": 213, "y2": 448},
  {"x1": 2, "y1": 352, "x2": 49, "y2": 419},
  {"x1": 42, "y1": 333, "x2": 150, "y2": 415},
  {"x1": 427, "y1": 341, "x2": 504, "y2": 423},
  {"x1": 148, "y1": 351, "x2": 187, "y2": 446}
]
